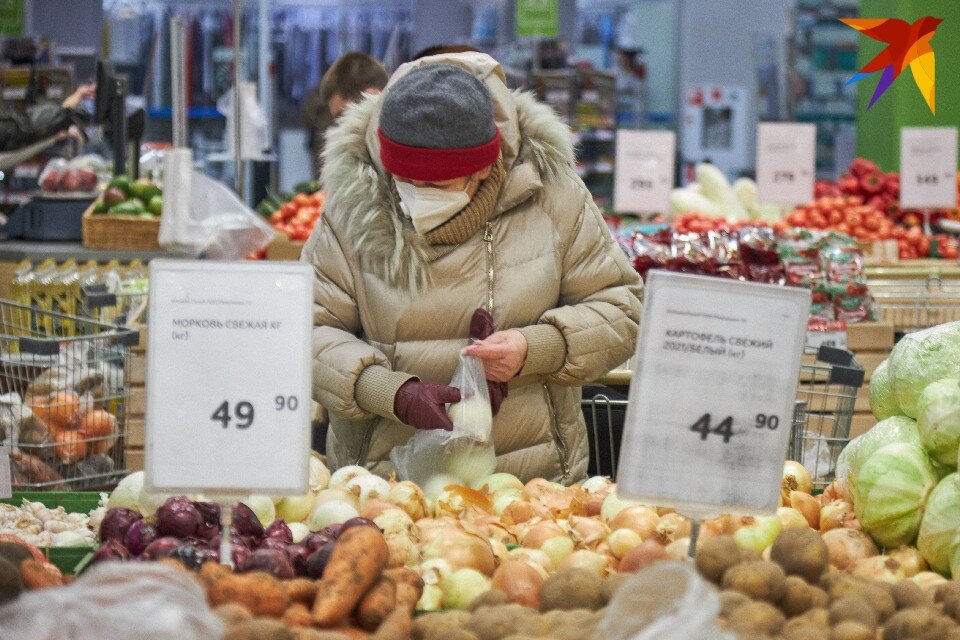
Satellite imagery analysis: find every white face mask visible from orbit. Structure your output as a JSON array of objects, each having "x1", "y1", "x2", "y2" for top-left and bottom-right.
[{"x1": 395, "y1": 181, "x2": 471, "y2": 235}]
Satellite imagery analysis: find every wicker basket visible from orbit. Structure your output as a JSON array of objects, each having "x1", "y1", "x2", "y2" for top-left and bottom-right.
[{"x1": 82, "y1": 202, "x2": 161, "y2": 250}]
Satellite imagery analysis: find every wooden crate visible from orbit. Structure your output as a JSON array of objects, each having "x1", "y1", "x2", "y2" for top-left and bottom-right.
[
  {"x1": 128, "y1": 385, "x2": 145, "y2": 416},
  {"x1": 126, "y1": 447, "x2": 144, "y2": 472},
  {"x1": 82, "y1": 205, "x2": 161, "y2": 250},
  {"x1": 845, "y1": 322, "x2": 895, "y2": 352}
]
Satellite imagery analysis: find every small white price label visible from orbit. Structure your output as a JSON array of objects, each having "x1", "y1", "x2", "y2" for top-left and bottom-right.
[
  {"x1": 756, "y1": 123, "x2": 816, "y2": 206},
  {"x1": 617, "y1": 271, "x2": 810, "y2": 518},
  {"x1": 0, "y1": 446, "x2": 11, "y2": 499},
  {"x1": 145, "y1": 260, "x2": 312, "y2": 496},
  {"x1": 900, "y1": 127, "x2": 958, "y2": 209},
  {"x1": 806, "y1": 320, "x2": 847, "y2": 350},
  {"x1": 614, "y1": 130, "x2": 675, "y2": 215}
]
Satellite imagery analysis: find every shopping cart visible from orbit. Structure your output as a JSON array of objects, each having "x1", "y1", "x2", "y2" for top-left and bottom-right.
[
  {"x1": 582, "y1": 345, "x2": 865, "y2": 486},
  {"x1": 870, "y1": 275, "x2": 960, "y2": 333},
  {"x1": 0, "y1": 298, "x2": 138, "y2": 490}
]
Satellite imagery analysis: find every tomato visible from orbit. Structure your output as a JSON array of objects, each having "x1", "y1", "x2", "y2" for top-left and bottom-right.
[
  {"x1": 919, "y1": 237, "x2": 931, "y2": 256},
  {"x1": 863, "y1": 215, "x2": 880, "y2": 232},
  {"x1": 269, "y1": 210, "x2": 283, "y2": 224},
  {"x1": 280, "y1": 202, "x2": 297, "y2": 219},
  {"x1": 845, "y1": 212, "x2": 862, "y2": 227},
  {"x1": 293, "y1": 193, "x2": 311, "y2": 207},
  {"x1": 787, "y1": 211, "x2": 805, "y2": 227},
  {"x1": 808, "y1": 213, "x2": 827, "y2": 228},
  {"x1": 828, "y1": 209, "x2": 844, "y2": 225}
]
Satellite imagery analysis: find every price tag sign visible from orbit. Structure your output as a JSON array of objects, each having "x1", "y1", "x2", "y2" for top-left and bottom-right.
[
  {"x1": 900, "y1": 127, "x2": 959, "y2": 209},
  {"x1": 0, "y1": 446, "x2": 10, "y2": 499},
  {"x1": 756, "y1": 123, "x2": 816, "y2": 206},
  {"x1": 617, "y1": 271, "x2": 810, "y2": 518},
  {"x1": 614, "y1": 130, "x2": 675, "y2": 215},
  {"x1": 806, "y1": 320, "x2": 847, "y2": 350},
  {"x1": 145, "y1": 260, "x2": 312, "y2": 496}
]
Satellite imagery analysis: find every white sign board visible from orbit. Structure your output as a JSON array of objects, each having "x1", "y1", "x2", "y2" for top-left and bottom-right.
[
  {"x1": 614, "y1": 130, "x2": 675, "y2": 215},
  {"x1": 0, "y1": 446, "x2": 10, "y2": 499},
  {"x1": 756, "y1": 123, "x2": 816, "y2": 206},
  {"x1": 900, "y1": 127, "x2": 959, "y2": 209},
  {"x1": 617, "y1": 271, "x2": 811, "y2": 518},
  {"x1": 145, "y1": 260, "x2": 312, "y2": 496}
]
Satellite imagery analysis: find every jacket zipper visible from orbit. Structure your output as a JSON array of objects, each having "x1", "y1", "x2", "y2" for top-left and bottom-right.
[
  {"x1": 543, "y1": 383, "x2": 570, "y2": 481},
  {"x1": 483, "y1": 222, "x2": 494, "y2": 314}
]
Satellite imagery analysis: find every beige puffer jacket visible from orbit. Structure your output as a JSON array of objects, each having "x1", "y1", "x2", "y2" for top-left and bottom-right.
[{"x1": 304, "y1": 53, "x2": 642, "y2": 484}]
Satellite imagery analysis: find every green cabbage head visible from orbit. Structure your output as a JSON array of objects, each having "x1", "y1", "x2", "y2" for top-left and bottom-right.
[
  {"x1": 868, "y1": 359, "x2": 901, "y2": 420},
  {"x1": 890, "y1": 322, "x2": 960, "y2": 418},
  {"x1": 917, "y1": 378, "x2": 960, "y2": 468},
  {"x1": 837, "y1": 415, "x2": 920, "y2": 495},
  {"x1": 917, "y1": 473, "x2": 960, "y2": 575}
]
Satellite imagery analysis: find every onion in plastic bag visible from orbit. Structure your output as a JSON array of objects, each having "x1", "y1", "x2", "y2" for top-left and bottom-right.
[
  {"x1": 889, "y1": 322, "x2": 960, "y2": 418},
  {"x1": 868, "y1": 358, "x2": 901, "y2": 420},
  {"x1": 917, "y1": 472, "x2": 960, "y2": 575}
]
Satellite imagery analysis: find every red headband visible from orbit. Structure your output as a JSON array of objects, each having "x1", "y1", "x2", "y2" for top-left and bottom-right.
[{"x1": 377, "y1": 127, "x2": 501, "y2": 181}]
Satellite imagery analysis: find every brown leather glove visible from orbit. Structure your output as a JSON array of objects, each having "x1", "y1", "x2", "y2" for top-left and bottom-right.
[
  {"x1": 470, "y1": 308, "x2": 508, "y2": 416},
  {"x1": 394, "y1": 380, "x2": 462, "y2": 431}
]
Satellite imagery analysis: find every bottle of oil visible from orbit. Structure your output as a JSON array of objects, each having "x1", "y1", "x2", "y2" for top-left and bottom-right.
[
  {"x1": 53, "y1": 260, "x2": 79, "y2": 337},
  {"x1": 45, "y1": 260, "x2": 75, "y2": 337},
  {"x1": 27, "y1": 259, "x2": 56, "y2": 336},
  {"x1": 75, "y1": 261, "x2": 100, "y2": 333},
  {"x1": 9, "y1": 260, "x2": 33, "y2": 334},
  {"x1": 118, "y1": 260, "x2": 147, "y2": 325},
  {"x1": 99, "y1": 260, "x2": 122, "y2": 325}
]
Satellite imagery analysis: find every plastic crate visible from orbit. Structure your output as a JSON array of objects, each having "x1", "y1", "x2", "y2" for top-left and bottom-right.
[
  {"x1": 6, "y1": 194, "x2": 95, "y2": 241},
  {"x1": 0, "y1": 491, "x2": 101, "y2": 574}
]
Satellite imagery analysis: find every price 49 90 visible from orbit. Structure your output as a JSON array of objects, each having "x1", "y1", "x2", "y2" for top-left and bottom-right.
[
  {"x1": 689, "y1": 412, "x2": 779, "y2": 443},
  {"x1": 211, "y1": 396, "x2": 300, "y2": 429}
]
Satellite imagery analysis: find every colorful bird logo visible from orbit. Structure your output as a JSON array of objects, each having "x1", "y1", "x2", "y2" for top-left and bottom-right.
[{"x1": 841, "y1": 16, "x2": 943, "y2": 114}]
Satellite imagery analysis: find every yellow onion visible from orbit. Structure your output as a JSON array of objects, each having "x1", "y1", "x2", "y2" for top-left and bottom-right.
[
  {"x1": 473, "y1": 473, "x2": 524, "y2": 494},
  {"x1": 581, "y1": 476, "x2": 613, "y2": 494},
  {"x1": 360, "y1": 499, "x2": 397, "y2": 520},
  {"x1": 414, "y1": 518, "x2": 461, "y2": 545},
  {"x1": 491, "y1": 560, "x2": 544, "y2": 609},
  {"x1": 852, "y1": 555, "x2": 907, "y2": 583},
  {"x1": 574, "y1": 492, "x2": 606, "y2": 518},
  {"x1": 609, "y1": 506, "x2": 659, "y2": 539},
  {"x1": 656, "y1": 513, "x2": 692, "y2": 544},
  {"x1": 821, "y1": 478, "x2": 853, "y2": 505},
  {"x1": 607, "y1": 528, "x2": 643, "y2": 559},
  {"x1": 820, "y1": 500, "x2": 857, "y2": 532},
  {"x1": 600, "y1": 492, "x2": 640, "y2": 523},
  {"x1": 781, "y1": 460, "x2": 813, "y2": 504},
  {"x1": 733, "y1": 515, "x2": 782, "y2": 553},
  {"x1": 440, "y1": 568, "x2": 490, "y2": 610},
  {"x1": 777, "y1": 507, "x2": 811, "y2": 530},
  {"x1": 540, "y1": 535, "x2": 575, "y2": 568},
  {"x1": 568, "y1": 515, "x2": 609, "y2": 550},
  {"x1": 417, "y1": 584, "x2": 443, "y2": 611},
  {"x1": 508, "y1": 547, "x2": 551, "y2": 579},
  {"x1": 387, "y1": 481, "x2": 428, "y2": 520},
  {"x1": 503, "y1": 500, "x2": 537, "y2": 524},
  {"x1": 373, "y1": 508, "x2": 415, "y2": 537},
  {"x1": 665, "y1": 538, "x2": 691, "y2": 561},
  {"x1": 422, "y1": 532, "x2": 496, "y2": 576},
  {"x1": 912, "y1": 571, "x2": 949, "y2": 590},
  {"x1": 821, "y1": 528, "x2": 879, "y2": 572},
  {"x1": 789, "y1": 491, "x2": 820, "y2": 529},
  {"x1": 619, "y1": 538, "x2": 670, "y2": 573},
  {"x1": 522, "y1": 478, "x2": 559, "y2": 501},
  {"x1": 469, "y1": 515, "x2": 517, "y2": 545},
  {"x1": 492, "y1": 491, "x2": 522, "y2": 516},
  {"x1": 888, "y1": 546, "x2": 927, "y2": 577},
  {"x1": 489, "y1": 539, "x2": 510, "y2": 563},
  {"x1": 522, "y1": 521, "x2": 565, "y2": 549},
  {"x1": 558, "y1": 550, "x2": 609, "y2": 577},
  {"x1": 386, "y1": 533, "x2": 420, "y2": 568}
]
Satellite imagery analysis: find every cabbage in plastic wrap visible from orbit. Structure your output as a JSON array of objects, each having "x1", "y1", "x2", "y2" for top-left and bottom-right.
[
  {"x1": 917, "y1": 378, "x2": 960, "y2": 468},
  {"x1": 890, "y1": 322, "x2": 960, "y2": 418},
  {"x1": 837, "y1": 415, "x2": 920, "y2": 492},
  {"x1": 868, "y1": 358, "x2": 901, "y2": 420},
  {"x1": 917, "y1": 472, "x2": 960, "y2": 574}
]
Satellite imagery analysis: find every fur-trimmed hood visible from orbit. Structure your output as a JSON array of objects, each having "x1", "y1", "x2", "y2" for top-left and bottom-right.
[{"x1": 320, "y1": 52, "x2": 577, "y2": 291}]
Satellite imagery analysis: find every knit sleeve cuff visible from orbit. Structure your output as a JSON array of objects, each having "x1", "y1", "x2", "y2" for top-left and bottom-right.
[
  {"x1": 518, "y1": 324, "x2": 567, "y2": 377},
  {"x1": 355, "y1": 365, "x2": 416, "y2": 421}
]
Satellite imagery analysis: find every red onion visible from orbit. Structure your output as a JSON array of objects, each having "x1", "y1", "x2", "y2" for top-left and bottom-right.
[
  {"x1": 305, "y1": 543, "x2": 335, "y2": 579},
  {"x1": 193, "y1": 501, "x2": 221, "y2": 541},
  {"x1": 231, "y1": 501, "x2": 264, "y2": 539},
  {"x1": 123, "y1": 520, "x2": 159, "y2": 557},
  {"x1": 302, "y1": 531, "x2": 337, "y2": 553},
  {"x1": 92, "y1": 539, "x2": 131, "y2": 563},
  {"x1": 156, "y1": 497, "x2": 202, "y2": 538},
  {"x1": 99, "y1": 507, "x2": 142, "y2": 543},
  {"x1": 240, "y1": 548, "x2": 295, "y2": 579},
  {"x1": 285, "y1": 544, "x2": 311, "y2": 576},
  {"x1": 141, "y1": 536, "x2": 182, "y2": 560},
  {"x1": 340, "y1": 517, "x2": 379, "y2": 534},
  {"x1": 264, "y1": 520, "x2": 294, "y2": 544}
]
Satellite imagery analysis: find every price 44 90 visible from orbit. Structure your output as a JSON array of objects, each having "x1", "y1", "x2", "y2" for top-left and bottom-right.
[
  {"x1": 211, "y1": 396, "x2": 300, "y2": 429},
  {"x1": 689, "y1": 412, "x2": 779, "y2": 443}
]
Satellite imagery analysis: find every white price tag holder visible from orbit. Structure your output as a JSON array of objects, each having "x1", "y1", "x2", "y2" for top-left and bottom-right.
[
  {"x1": 0, "y1": 445, "x2": 11, "y2": 499},
  {"x1": 806, "y1": 320, "x2": 847, "y2": 351},
  {"x1": 617, "y1": 272, "x2": 810, "y2": 534},
  {"x1": 614, "y1": 130, "x2": 675, "y2": 215},
  {"x1": 146, "y1": 260, "x2": 312, "y2": 566},
  {"x1": 756, "y1": 123, "x2": 816, "y2": 206},
  {"x1": 900, "y1": 127, "x2": 958, "y2": 210}
]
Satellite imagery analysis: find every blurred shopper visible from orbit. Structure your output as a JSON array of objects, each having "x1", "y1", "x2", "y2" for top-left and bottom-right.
[
  {"x1": 305, "y1": 52, "x2": 642, "y2": 482},
  {"x1": 0, "y1": 83, "x2": 94, "y2": 152},
  {"x1": 301, "y1": 52, "x2": 388, "y2": 178}
]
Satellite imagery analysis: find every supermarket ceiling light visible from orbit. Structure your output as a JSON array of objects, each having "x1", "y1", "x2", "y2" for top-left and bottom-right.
[{"x1": 841, "y1": 16, "x2": 943, "y2": 115}]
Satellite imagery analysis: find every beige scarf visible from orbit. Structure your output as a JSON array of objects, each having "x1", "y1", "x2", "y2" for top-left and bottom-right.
[{"x1": 415, "y1": 158, "x2": 506, "y2": 246}]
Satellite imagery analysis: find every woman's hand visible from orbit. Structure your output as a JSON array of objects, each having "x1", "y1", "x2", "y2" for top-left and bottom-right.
[
  {"x1": 463, "y1": 330, "x2": 528, "y2": 382},
  {"x1": 62, "y1": 83, "x2": 95, "y2": 110}
]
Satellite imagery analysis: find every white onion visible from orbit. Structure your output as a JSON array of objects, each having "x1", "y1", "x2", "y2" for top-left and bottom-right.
[
  {"x1": 243, "y1": 495, "x2": 276, "y2": 526},
  {"x1": 492, "y1": 491, "x2": 521, "y2": 516},
  {"x1": 345, "y1": 474, "x2": 390, "y2": 507},
  {"x1": 309, "y1": 454, "x2": 332, "y2": 493},
  {"x1": 276, "y1": 493, "x2": 315, "y2": 523},
  {"x1": 387, "y1": 481, "x2": 428, "y2": 520},
  {"x1": 776, "y1": 507, "x2": 810, "y2": 530},
  {"x1": 107, "y1": 471, "x2": 143, "y2": 511},
  {"x1": 329, "y1": 464, "x2": 371, "y2": 490},
  {"x1": 607, "y1": 528, "x2": 643, "y2": 559},
  {"x1": 313, "y1": 488, "x2": 359, "y2": 510},
  {"x1": 288, "y1": 522, "x2": 310, "y2": 543},
  {"x1": 419, "y1": 558, "x2": 455, "y2": 585},
  {"x1": 374, "y1": 508, "x2": 415, "y2": 537},
  {"x1": 581, "y1": 476, "x2": 613, "y2": 494},
  {"x1": 558, "y1": 550, "x2": 609, "y2": 577},
  {"x1": 600, "y1": 491, "x2": 640, "y2": 523},
  {"x1": 472, "y1": 472, "x2": 524, "y2": 494},
  {"x1": 540, "y1": 535, "x2": 575, "y2": 567},
  {"x1": 417, "y1": 584, "x2": 444, "y2": 611},
  {"x1": 440, "y1": 568, "x2": 491, "y2": 610},
  {"x1": 423, "y1": 474, "x2": 460, "y2": 502},
  {"x1": 508, "y1": 548, "x2": 552, "y2": 580},
  {"x1": 307, "y1": 500, "x2": 358, "y2": 531}
]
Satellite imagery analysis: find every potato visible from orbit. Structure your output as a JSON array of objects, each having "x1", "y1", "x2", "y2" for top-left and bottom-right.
[
  {"x1": 883, "y1": 607, "x2": 955, "y2": 640},
  {"x1": 826, "y1": 575, "x2": 895, "y2": 622},
  {"x1": 468, "y1": 604, "x2": 536, "y2": 640},
  {"x1": 213, "y1": 603, "x2": 253, "y2": 626},
  {"x1": 291, "y1": 630, "x2": 353, "y2": 640},
  {"x1": 549, "y1": 610, "x2": 602, "y2": 640},
  {"x1": 727, "y1": 601, "x2": 785, "y2": 636},
  {"x1": 469, "y1": 589, "x2": 509, "y2": 611},
  {"x1": 434, "y1": 630, "x2": 480, "y2": 640},
  {"x1": 600, "y1": 573, "x2": 628, "y2": 604},
  {"x1": 831, "y1": 621, "x2": 874, "y2": 640},
  {"x1": 780, "y1": 618, "x2": 824, "y2": 640},
  {"x1": 935, "y1": 582, "x2": 960, "y2": 604},
  {"x1": 0, "y1": 557, "x2": 22, "y2": 605},
  {"x1": 797, "y1": 607, "x2": 830, "y2": 630},
  {"x1": 539, "y1": 568, "x2": 604, "y2": 612},
  {"x1": 891, "y1": 580, "x2": 931, "y2": 610},
  {"x1": 222, "y1": 618, "x2": 295, "y2": 640},
  {"x1": 721, "y1": 561, "x2": 786, "y2": 603},
  {"x1": 695, "y1": 536, "x2": 742, "y2": 583},
  {"x1": 770, "y1": 529, "x2": 829, "y2": 583},
  {"x1": 942, "y1": 592, "x2": 960, "y2": 623},
  {"x1": 829, "y1": 596, "x2": 878, "y2": 628},
  {"x1": 719, "y1": 589, "x2": 752, "y2": 618},
  {"x1": 780, "y1": 576, "x2": 818, "y2": 617},
  {"x1": 414, "y1": 611, "x2": 472, "y2": 640}
]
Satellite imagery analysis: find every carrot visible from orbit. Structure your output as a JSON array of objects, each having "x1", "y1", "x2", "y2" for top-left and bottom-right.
[
  {"x1": 283, "y1": 602, "x2": 315, "y2": 628},
  {"x1": 370, "y1": 606, "x2": 411, "y2": 640},
  {"x1": 209, "y1": 572, "x2": 290, "y2": 618},
  {"x1": 312, "y1": 526, "x2": 389, "y2": 627},
  {"x1": 19, "y1": 558, "x2": 62, "y2": 590},
  {"x1": 355, "y1": 576, "x2": 396, "y2": 631},
  {"x1": 384, "y1": 567, "x2": 424, "y2": 614},
  {"x1": 286, "y1": 577, "x2": 319, "y2": 606}
]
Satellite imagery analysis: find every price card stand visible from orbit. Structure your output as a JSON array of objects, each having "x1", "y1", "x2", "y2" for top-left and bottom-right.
[
  {"x1": 613, "y1": 130, "x2": 676, "y2": 216},
  {"x1": 900, "y1": 127, "x2": 959, "y2": 235},
  {"x1": 145, "y1": 260, "x2": 313, "y2": 566},
  {"x1": 756, "y1": 123, "x2": 816, "y2": 207},
  {"x1": 617, "y1": 272, "x2": 811, "y2": 550}
]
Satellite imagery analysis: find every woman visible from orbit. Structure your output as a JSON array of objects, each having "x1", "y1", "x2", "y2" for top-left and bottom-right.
[{"x1": 305, "y1": 52, "x2": 641, "y2": 483}]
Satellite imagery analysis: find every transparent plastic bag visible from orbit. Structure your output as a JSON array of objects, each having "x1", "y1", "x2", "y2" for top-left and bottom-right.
[
  {"x1": 391, "y1": 354, "x2": 496, "y2": 490},
  {"x1": 595, "y1": 562, "x2": 734, "y2": 640},
  {"x1": 158, "y1": 155, "x2": 273, "y2": 259},
  {"x1": 0, "y1": 562, "x2": 224, "y2": 640}
]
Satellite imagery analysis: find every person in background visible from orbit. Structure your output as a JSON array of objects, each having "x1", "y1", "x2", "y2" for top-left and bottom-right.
[
  {"x1": 0, "y1": 83, "x2": 94, "y2": 152},
  {"x1": 412, "y1": 44, "x2": 479, "y2": 60},
  {"x1": 301, "y1": 52, "x2": 388, "y2": 178},
  {"x1": 304, "y1": 52, "x2": 642, "y2": 483}
]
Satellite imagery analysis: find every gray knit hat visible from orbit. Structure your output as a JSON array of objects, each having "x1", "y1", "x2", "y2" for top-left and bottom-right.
[{"x1": 378, "y1": 64, "x2": 500, "y2": 181}]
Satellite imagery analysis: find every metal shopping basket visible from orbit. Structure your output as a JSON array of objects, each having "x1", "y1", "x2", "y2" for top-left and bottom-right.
[
  {"x1": 0, "y1": 298, "x2": 139, "y2": 490},
  {"x1": 582, "y1": 345, "x2": 865, "y2": 484},
  {"x1": 870, "y1": 275, "x2": 960, "y2": 333}
]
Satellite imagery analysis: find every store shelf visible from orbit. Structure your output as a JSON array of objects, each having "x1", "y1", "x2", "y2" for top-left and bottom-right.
[
  {"x1": 575, "y1": 161, "x2": 614, "y2": 177},
  {"x1": 147, "y1": 107, "x2": 224, "y2": 120}
]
